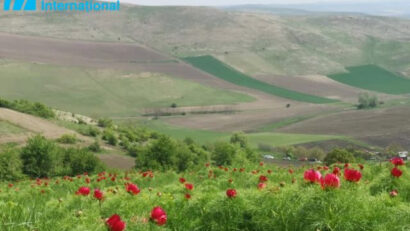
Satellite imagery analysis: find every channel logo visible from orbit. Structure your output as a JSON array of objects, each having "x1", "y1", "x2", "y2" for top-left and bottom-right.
[{"x1": 4, "y1": 0, "x2": 36, "y2": 11}]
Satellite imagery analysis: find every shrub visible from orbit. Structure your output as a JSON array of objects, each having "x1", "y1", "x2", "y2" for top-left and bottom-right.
[
  {"x1": 79, "y1": 126, "x2": 101, "y2": 137},
  {"x1": 0, "y1": 98, "x2": 55, "y2": 118},
  {"x1": 212, "y1": 142, "x2": 237, "y2": 166},
  {"x1": 88, "y1": 140, "x2": 101, "y2": 152},
  {"x1": 62, "y1": 148, "x2": 103, "y2": 175},
  {"x1": 230, "y1": 132, "x2": 248, "y2": 148},
  {"x1": 98, "y1": 118, "x2": 113, "y2": 128},
  {"x1": 0, "y1": 147, "x2": 23, "y2": 181},
  {"x1": 102, "y1": 129, "x2": 118, "y2": 146},
  {"x1": 20, "y1": 135, "x2": 58, "y2": 178},
  {"x1": 324, "y1": 148, "x2": 356, "y2": 165},
  {"x1": 357, "y1": 92, "x2": 378, "y2": 109},
  {"x1": 56, "y1": 134, "x2": 77, "y2": 144}
]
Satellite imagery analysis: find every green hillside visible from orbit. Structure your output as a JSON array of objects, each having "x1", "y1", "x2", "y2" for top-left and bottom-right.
[
  {"x1": 183, "y1": 56, "x2": 337, "y2": 104},
  {"x1": 329, "y1": 65, "x2": 410, "y2": 94}
]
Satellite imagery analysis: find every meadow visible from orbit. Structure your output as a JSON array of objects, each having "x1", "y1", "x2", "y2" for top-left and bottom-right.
[
  {"x1": 0, "y1": 61, "x2": 253, "y2": 117},
  {"x1": 0, "y1": 161, "x2": 408, "y2": 231},
  {"x1": 328, "y1": 65, "x2": 410, "y2": 94},
  {"x1": 0, "y1": 121, "x2": 26, "y2": 135},
  {"x1": 183, "y1": 56, "x2": 337, "y2": 104}
]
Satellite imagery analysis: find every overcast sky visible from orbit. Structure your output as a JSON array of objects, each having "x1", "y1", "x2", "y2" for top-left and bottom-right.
[{"x1": 122, "y1": 0, "x2": 384, "y2": 6}]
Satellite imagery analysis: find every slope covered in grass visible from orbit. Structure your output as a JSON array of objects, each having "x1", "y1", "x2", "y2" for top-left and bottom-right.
[
  {"x1": 183, "y1": 56, "x2": 337, "y2": 104},
  {"x1": 0, "y1": 120, "x2": 26, "y2": 135},
  {"x1": 328, "y1": 65, "x2": 410, "y2": 94},
  {"x1": 0, "y1": 61, "x2": 254, "y2": 117}
]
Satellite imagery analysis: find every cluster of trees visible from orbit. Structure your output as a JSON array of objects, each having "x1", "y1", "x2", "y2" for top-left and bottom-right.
[
  {"x1": 0, "y1": 136, "x2": 104, "y2": 181},
  {"x1": 357, "y1": 92, "x2": 379, "y2": 109},
  {"x1": 0, "y1": 98, "x2": 55, "y2": 118}
]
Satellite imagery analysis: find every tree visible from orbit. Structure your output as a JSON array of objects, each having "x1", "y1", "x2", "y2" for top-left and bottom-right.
[
  {"x1": 21, "y1": 135, "x2": 58, "y2": 178},
  {"x1": 357, "y1": 92, "x2": 378, "y2": 109},
  {"x1": 230, "y1": 132, "x2": 248, "y2": 148},
  {"x1": 324, "y1": 148, "x2": 355, "y2": 165},
  {"x1": 212, "y1": 142, "x2": 237, "y2": 166},
  {"x1": 0, "y1": 147, "x2": 23, "y2": 181}
]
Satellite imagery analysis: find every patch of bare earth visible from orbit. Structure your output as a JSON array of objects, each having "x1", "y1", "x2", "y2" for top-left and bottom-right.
[{"x1": 277, "y1": 106, "x2": 410, "y2": 149}]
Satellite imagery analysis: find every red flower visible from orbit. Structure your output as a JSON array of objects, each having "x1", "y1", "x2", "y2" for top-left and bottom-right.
[
  {"x1": 344, "y1": 168, "x2": 362, "y2": 182},
  {"x1": 259, "y1": 162, "x2": 264, "y2": 166},
  {"x1": 76, "y1": 187, "x2": 90, "y2": 196},
  {"x1": 150, "y1": 206, "x2": 167, "y2": 226},
  {"x1": 125, "y1": 183, "x2": 140, "y2": 195},
  {"x1": 85, "y1": 178, "x2": 91, "y2": 184},
  {"x1": 391, "y1": 157, "x2": 404, "y2": 166},
  {"x1": 94, "y1": 189, "x2": 104, "y2": 201},
  {"x1": 267, "y1": 169, "x2": 272, "y2": 174},
  {"x1": 185, "y1": 183, "x2": 194, "y2": 191},
  {"x1": 332, "y1": 167, "x2": 341, "y2": 175},
  {"x1": 344, "y1": 163, "x2": 350, "y2": 168},
  {"x1": 205, "y1": 163, "x2": 210, "y2": 167},
  {"x1": 179, "y1": 178, "x2": 186, "y2": 184},
  {"x1": 288, "y1": 169, "x2": 293, "y2": 174},
  {"x1": 259, "y1": 175, "x2": 268, "y2": 182},
  {"x1": 304, "y1": 169, "x2": 322, "y2": 183},
  {"x1": 226, "y1": 189, "x2": 237, "y2": 198},
  {"x1": 257, "y1": 182, "x2": 266, "y2": 190},
  {"x1": 185, "y1": 193, "x2": 191, "y2": 200},
  {"x1": 390, "y1": 189, "x2": 398, "y2": 197},
  {"x1": 323, "y1": 166, "x2": 329, "y2": 171},
  {"x1": 320, "y1": 174, "x2": 340, "y2": 189},
  {"x1": 106, "y1": 214, "x2": 126, "y2": 231},
  {"x1": 391, "y1": 167, "x2": 403, "y2": 178}
]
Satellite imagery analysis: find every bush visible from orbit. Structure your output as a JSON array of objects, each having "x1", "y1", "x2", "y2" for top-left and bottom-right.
[
  {"x1": 0, "y1": 147, "x2": 23, "y2": 181},
  {"x1": 79, "y1": 126, "x2": 101, "y2": 137},
  {"x1": 212, "y1": 142, "x2": 237, "y2": 166},
  {"x1": 324, "y1": 148, "x2": 356, "y2": 165},
  {"x1": 62, "y1": 148, "x2": 103, "y2": 175},
  {"x1": 88, "y1": 140, "x2": 101, "y2": 153},
  {"x1": 20, "y1": 135, "x2": 58, "y2": 178},
  {"x1": 98, "y1": 118, "x2": 113, "y2": 128},
  {"x1": 0, "y1": 98, "x2": 55, "y2": 118},
  {"x1": 230, "y1": 132, "x2": 248, "y2": 148},
  {"x1": 357, "y1": 92, "x2": 378, "y2": 109},
  {"x1": 56, "y1": 134, "x2": 77, "y2": 144},
  {"x1": 102, "y1": 129, "x2": 118, "y2": 146}
]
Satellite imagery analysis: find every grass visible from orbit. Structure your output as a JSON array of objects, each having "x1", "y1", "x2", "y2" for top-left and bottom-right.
[
  {"x1": 0, "y1": 162, "x2": 408, "y2": 230},
  {"x1": 0, "y1": 61, "x2": 254, "y2": 117},
  {"x1": 183, "y1": 56, "x2": 337, "y2": 104},
  {"x1": 328, "y1": 65, "x2": 410, "y2": 94},
  {"x1": 132, "y1": 119, "x2": 343, "y2": 148},
  {"x1": 0, "y1": 120, "x2": 27, "y2": 135}
]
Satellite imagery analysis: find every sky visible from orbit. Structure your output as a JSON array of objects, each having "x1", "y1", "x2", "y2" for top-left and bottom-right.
[{"x1": 122, "y1": 0, "x2": 383, "y2": 6}]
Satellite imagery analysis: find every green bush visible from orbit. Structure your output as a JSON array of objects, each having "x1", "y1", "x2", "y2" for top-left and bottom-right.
[
  {"x1": 88, "y1": 140, "x2": 101, "y2": 153},
  {"x1": 324, "y1": 148, "x2": 356, "y2": 165},
  {"x1": 20, "y1": 135, "x2": 58, "y2": 178},
  {"x1": 56, "y1": 134, "x2": 77, "y2": 144},
  {"x1": 0, "y1": 147, "x2": 23, "y2": 181},
  {"x1": 97, "y1": 118, "x2": 113, "y2": 128},
  {"x1": 211, "y1": 142, "x2": 237, "y2": 166},
  {"x1": 62, "y1": 148, "x2": 103, "y2": 175},
  {"x1": 102, "y1": 129, "x2": 118, "y2": 146},
  {"x1": 0, "y1": 98, "x2": 55, "y2": 118}
]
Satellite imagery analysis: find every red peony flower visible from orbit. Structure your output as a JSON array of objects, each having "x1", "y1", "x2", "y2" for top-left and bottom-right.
[
  {"x1": 125, "y1": 183, "x2": 140, "y2": 195},
  {"x1": 226, "y1": 189, "x2": 237, "y2": 198},
  {"x1": 344, "y1": 168, "x2": 362, "y2": 182},
  {"x1": 150, "y1": 206, "x2": 167, "y2": 226},
  {"x1": 390, "y1": 189, "x2": 398, "y2": 197},
  {"x1": 344, "y1": 163, "x2": 350, "y2": 168},
  {"x1": 259, "y1": 162, "x2": 264, "y2": 166},
  {"x1": 185, "y1": 193, "x2": 191, "y2": 200},
  {"x1": 179, "y1": 177, "x2": 186, "y2": 184},
  {"x1": 332, "y1": 167, "x2": 341, "y2": 175},
  {"x1": 259, "y1": 175, "x2": 268, "y2": 182},
  {"x1": 93, "y1": 189, "x2": 104, "y2": 201},
  {"x1": 320, "y1": 173, "x2": 340, "y2": 189},
  {"x1": 76, "y1": 187, "x2": 90, "y2": 196},
  {"x1": 358, "y1": 164, "x2": 364, "y2": 170},
  {"x1": 391, "y1": 167, "x2": 403, "y2": 178},
  {"x1": 390, "y1": 157, "x2": 404, "y2": 166},
  {"x1": 304, "y1": 169, "x2": 322, "y2": 183},
  {"x1": 185, "y1": 183, "x2": 194, "y2": 191},
  {"x1": 85, "y1": 178, "x2": 91, "y2": 184},
  {"x1": 257, "y1": 182, "x2": 266, "y2": 190},
  {"x1": 106, "y1": 214, "x2": 126, "y2": 231},
  {"x1": 288, "y1": 169, "x2": 294, "y2": 174}
]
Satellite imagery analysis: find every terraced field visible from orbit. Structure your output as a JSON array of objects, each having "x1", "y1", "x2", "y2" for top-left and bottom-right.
[
  {"x1": 183, "y1": 56, "x2": 337, "y2": 104},
  {"x1": 328, "y1": 65, "x2": 410, "y2": 94}
]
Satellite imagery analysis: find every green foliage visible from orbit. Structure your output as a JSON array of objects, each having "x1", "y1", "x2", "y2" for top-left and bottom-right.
[
  {"x1": 0, "y1": 147, "x2": 23, "y2": 181},
  {"x1": 230, "y1": 132, "x2": 248, "y2": 148},
  {"x1": 79, "y1": 126, "x2": 101, "y2": 137},
  {"x1": 56, "y1": 134, "x2": 77, "y2": 144},
  {"x1": 0, "y1": 98, "x2": 55, "y2": 118},
  {"x1": 62, "y1": 148, "x2": 103, "y2": 175},
  {"x1": 98, "y1": 118, "x2": 114, "y2": 128},
  {"x1": 102, "y1": 129, "x2": 118, "y2": 146},
  {"x1": 20, "y1": 135, "x2": 58, "y2": 178},
  {"x1": 324, "y1": 148, "x2": 356, "y2": 165},
  {"x1": 357, "y1": 92, "x2": 379, "y2": 109},
  {"x1": 88, "y1": 140, "x2": 101, "y2": 153},
  {"x1": 183, "y1": 55, "x2": 337, "y2": 104},
  {"x1": 211, "y1": 142, "x2": 237, "y2": 166}
]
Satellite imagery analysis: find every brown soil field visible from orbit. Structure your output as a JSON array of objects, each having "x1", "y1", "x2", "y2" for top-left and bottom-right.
[
  {"x1": 277, "y1": 106, "x2": 410, "y2": 149},
  {"x1": 255, "y1": 74, "x2": 400, "y2": 103},
  {"x1": 165, "y1": 104, "x2": 337, "y2": 132}
]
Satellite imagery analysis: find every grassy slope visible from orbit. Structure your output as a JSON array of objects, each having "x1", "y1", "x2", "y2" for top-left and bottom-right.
[
  {"x1": 329, "y1": 65, "x2": 410, "y2": 94},
  {"x1": 0, "y1": 120, "x2": 26, "y2": 135},
  {"x1": 137, "y1": 120, "x2": 342, "y2": 148},
  {"x1": 0, "y1": 61, "x2": 254, "y2": 117},
  {"x1": 183, "y1": 56, "x2": 337, "y2": 104}
]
